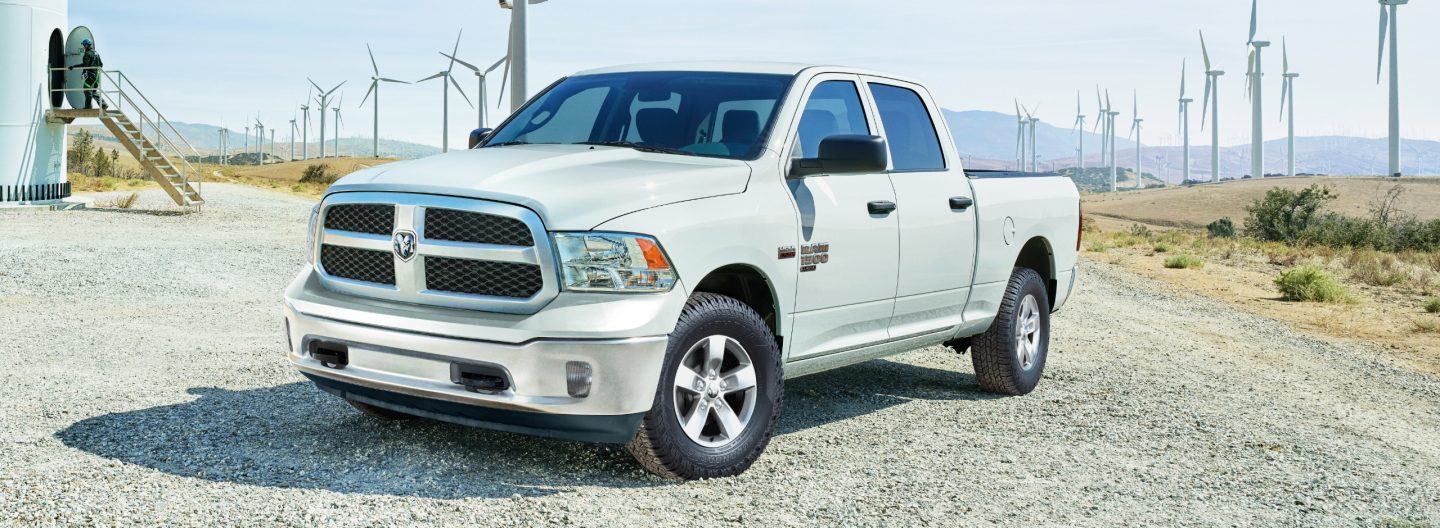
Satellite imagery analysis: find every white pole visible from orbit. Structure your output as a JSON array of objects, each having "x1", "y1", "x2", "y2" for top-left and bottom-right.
[
  {"x1": 509, "y1": 0, "x2": 528, "y2": 113},
  {"x1": 1029, "y1": 119, "x2": 1038, "y2": 172},
  {"x1": 442, "y1": 77, "x2": 450, "y2": 152},
  {"x1": 1387, "y1": 4, "x2": 1401, "y2": 177},
  {"x1": 319, "y1": 106, "x2": 327, "y2": 159},
  {"x1": 1212, "y1": 74, "x2": 1221, "y2": 182},
  {"x1": 269, "y1": 129, "x2": 274, "y2": 164},
  {"x1": 478, "y1": 75, "x2": 487, "y2": 128},
  {"x1": 1078, "y1": 121, "x2": 1085, "y2": 171},
  {"x1": 1182, "y1": 103, "x2": 1191, "y2": 184},
  {"x1": 1109, "y1": 113, "x2": 1118, "y2": 192},
  {"x1": 1251, "y1": 42, "x2": 1268, "y2": 179},
  {"x1": 1136, "y1": 124, "x2": 1142, "y2": 189},
  {"x1": 302, "y1": 110, "x2": 309, "y2": 161},
  {"x1": 373, "y1": 85, "x2": 380, "y2": 158},
  {"x1": 1287, "y1": 76, "x2": 1296, "y2": 178}
]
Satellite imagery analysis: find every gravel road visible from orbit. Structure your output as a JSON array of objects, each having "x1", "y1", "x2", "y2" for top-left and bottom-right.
[{"x1": 2, "y1": 184, "x2": 1438, "y2": 526}]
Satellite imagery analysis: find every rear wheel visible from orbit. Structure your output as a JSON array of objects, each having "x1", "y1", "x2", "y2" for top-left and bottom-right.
[
  {"x1": 971, "y1": 267, "x2": 1051, "y2": 395},
  {"x1": 626, "y1": 293, "x2": 782, "y2": 480}
]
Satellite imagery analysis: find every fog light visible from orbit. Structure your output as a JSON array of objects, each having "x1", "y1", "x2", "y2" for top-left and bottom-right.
[{"x1": 566, "y1": 361, "x2": 592, "y2": 398}]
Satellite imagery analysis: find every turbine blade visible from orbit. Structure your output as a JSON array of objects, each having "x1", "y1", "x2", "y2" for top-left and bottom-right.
[
  {"x1": 1279, "y1": 78, "x2": 1289, "y2": 122},
  {"x1": 1377, "y1": 4, "x2": 1389, "y2": 84},
  {"x1": 416, "y1": 72, "x2": 445, "y2": 83},
  {"x1": 448, "y1": 29, "x2": 464, "y2": 73},
  {"x1": 1283, "y1": 37, "x2": 1289, "y2": 74},
  {"x1": 1247, "y1": 0, "x2": 1258, "y2": 45},
  {"x1": 378, "y1": 78, "x2": 410, "y2": 84},
  {"x1": 1200, "y1": 30, "x2": 1211, "y2": 71},
  {"x1": 486, "y1": 56, "x2": 507, "y2": 74},
  {"x1": 450, "y1": 74, "x2": 475, "y2": 108},
  {"x1": 496, "y1": 27, "x2": 513, "y2": 109},
  {"x1": 308, "y1": 78, "x2": 324, "y2": 93},
  {"x1": 1180, "y1": 59, "x2": 1187, "y2": 99},
  {"x1": 327, "y1": 81, "x2": 346, "y2": 97},
  {"x1": 1246, "y1": 50, "x2": 1255, "y2": 100},
  {"x1": 1201, "y1": 77, "x2": 1212, "y2": 131},
  {"x1": 360, "y1": 81, "x2": 376, "y2": 107},
  {"x1": 441, "y1": 51, "x2": 481, "y2": 72},
  {"x1": 367, "y1": 43, "x2": 379, "y2": 75}
]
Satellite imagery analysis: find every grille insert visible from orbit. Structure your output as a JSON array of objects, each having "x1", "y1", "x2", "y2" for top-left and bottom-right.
[
  {"x1": 321, "y1": 244, "x2": 396, "y2": 285},
  {"x1": 425, "y1": 208, "x2": 534, "y2": 246},
  {"x1": 425, "y1": 257, "x2": 542, "y2": 298},
  {"x1": 325, "y1": 204, "x2": 395, "y2": 235}
]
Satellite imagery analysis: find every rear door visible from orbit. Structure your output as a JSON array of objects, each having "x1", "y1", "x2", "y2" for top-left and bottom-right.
[
  {"x1": 862, "y1": 77, "x2": 977, "y2": 338},
  {"x1": 783, "y1": 74, "x2": 900, "y2": 360}
]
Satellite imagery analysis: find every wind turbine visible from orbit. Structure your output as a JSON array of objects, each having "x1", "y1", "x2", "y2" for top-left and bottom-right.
[
  {"x1": 243, "y1": 125, "x2": 250, "y2": 163},
  {"x1": 1014, "y1": 100, "x2": 1028, "y2": 171},
  {"x1": 254, "y1": 117, "x2": 265, "y2": 165},
  {"x1": 1073, "y1": 92, "x2": 1086, "y2": 171},
  {"x1": 417, "y1": 31, "x2": 474, "y2": 153},
  {"x1": 441, "y1": 50, "x2": 507, "y2": 129},
  {"x1": 289, "y1": 117, "x2": 298, "y2": 162},
  {"x1": 497, "y1": 0, "x2": 550, "y2": 113},
  {"x1": 269, "y1": 128, "x2": 275, "y2": 166},
  {"x1": 1026, "y1": 105, "x2": 1040, "y2": 172},
  {"x1": 1107, "y1": 90, "x2": 1120, "y2": 192},
  {"x1": 1245, "y1": 0, "x2": 1269, "y2": 179},
  {"x1": 299, "y1": 101, "x2": 311, "y2": 161},
  {"x1": 332, "y1": 92, "x2": 345, "y2": 158},
  {"x1": 1129, "y1": 92, "x2": 1144, "y2": 189},
  {"x1": 1377, "y1": 0, "x2": 1408, "y2": 177},
  {"x1": 1280, "y1": 38, "x2": 1299, "y2": 178},
  {"x1": 1200, "y1": 30, "x2": 1225, "y2": 183},
  {"x1": 1093, "y1": 87, "x2": 1110, "y2": 190},
  {"x1": 309, "y1": 79, "x2": 345, "y2": 159},
  {"x1": 361, "y1": 43, "x2": 410, "y2": 159},
  {"x1": 1179, "y1": 59, "x2": 1193, "y2": 185}
]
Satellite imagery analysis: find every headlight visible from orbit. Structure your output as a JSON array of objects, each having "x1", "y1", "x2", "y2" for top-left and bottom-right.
[
  {"x1": 306, "y1": 203, "x2": 321, "y2": 264},
  {"x1": 553, "y1": 232, "x2": 677, "y2": 292}
]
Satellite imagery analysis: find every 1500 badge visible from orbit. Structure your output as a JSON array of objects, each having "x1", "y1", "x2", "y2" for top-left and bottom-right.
[{"x1": 798, "y1": 242, "x2": 829, "y2": 272}]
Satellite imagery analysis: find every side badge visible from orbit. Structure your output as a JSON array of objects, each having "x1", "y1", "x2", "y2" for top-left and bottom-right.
[{"x1": 778, "y1": 246, "x2": 797, "y2": 259}]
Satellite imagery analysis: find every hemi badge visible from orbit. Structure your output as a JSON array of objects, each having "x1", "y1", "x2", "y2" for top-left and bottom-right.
[{"x1": 778, "y1": 246, "x2": 797, "y2": 259}]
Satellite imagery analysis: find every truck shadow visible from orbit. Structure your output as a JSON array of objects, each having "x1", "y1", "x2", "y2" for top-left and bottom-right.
[{"x1": 55, "y1": 358, "x2": 994, "y2": 499}]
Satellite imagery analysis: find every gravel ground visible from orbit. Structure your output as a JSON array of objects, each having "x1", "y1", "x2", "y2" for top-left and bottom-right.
[{"x1": 2, "y1": 184, "x2": 1438, "y2": 526}]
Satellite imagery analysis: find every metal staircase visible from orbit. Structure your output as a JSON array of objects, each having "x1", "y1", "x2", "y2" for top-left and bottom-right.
[{"x1": 48, "y1": 68, "x2": 204, "y2": 208}]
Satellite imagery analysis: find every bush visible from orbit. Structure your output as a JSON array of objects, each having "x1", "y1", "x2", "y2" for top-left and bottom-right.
[
  {"x1": 1244, "y1": 184, "x2": 1335, "y2": 243},
  {"x1": 1152, "y1": 242, "x2": 1172, "y2": 253},
  {"x1": 1084, "y1": 240, "x2": 1110, "y2": 253},
  {"x1": 1207, "y1": 217, "x2": 1236, "y2": 238},
  {"x1": 299, "y1": 164, "x2": 336, "y2": 184},
  {"x1": 1164, "y1": 255, "x2": 1203, "y2": 269},
  {"x1": 1345, "y1": 250, "x2": 1410, "y2": 287},
  {"x1": 1128, "y1": 223, "x2": 1153, "y2": 239},
  {"x1": 1275, "y1": 265, "x2": 1353, "y2": 303},
  {"x1": 1425, "y1": 299, "x2": 1440, "y2": 314},
  {"x1": 1080, "y1": 216, "x2": 1100, "y2": 233}
]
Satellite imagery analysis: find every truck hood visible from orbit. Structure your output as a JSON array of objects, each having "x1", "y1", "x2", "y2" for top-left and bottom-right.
[{"x1": 326, "y1": 144, "x2": 752, "y2": 230}]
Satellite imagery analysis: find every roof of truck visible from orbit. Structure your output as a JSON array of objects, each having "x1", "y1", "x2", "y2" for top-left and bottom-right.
[{"x1": 575, "y1": 61, "x2": 826, "y2": 76}]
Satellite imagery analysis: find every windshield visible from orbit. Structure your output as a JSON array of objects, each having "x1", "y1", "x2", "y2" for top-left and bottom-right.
[{"x1": 484, "y1": 71, "x2": 794, "y2": 160}]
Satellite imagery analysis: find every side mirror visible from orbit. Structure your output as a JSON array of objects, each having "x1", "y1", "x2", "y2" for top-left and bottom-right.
[
  {"x1": 789, "y1": 134, "x2": 888, "y2": 178},
  {"x1": 468, "y1": 128, "x2": 494, "y2": 149}
]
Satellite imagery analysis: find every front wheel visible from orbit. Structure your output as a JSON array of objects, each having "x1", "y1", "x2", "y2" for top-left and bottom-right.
[
  {"x1": 971, "y1": 267, "x2": 1051, "y2": 395},
  {"x1": 626, "y1": 293, "x2": 782, "y2": 480}
]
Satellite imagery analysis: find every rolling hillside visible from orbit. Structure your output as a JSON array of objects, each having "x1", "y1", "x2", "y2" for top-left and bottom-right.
[{"x1": 1081, "y1": 176, "x2": 1440, "y2": 228}]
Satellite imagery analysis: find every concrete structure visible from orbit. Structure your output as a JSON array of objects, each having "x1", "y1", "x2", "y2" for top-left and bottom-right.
[{"x1": 0, "y1": 0, "x2": 69, "y2": 204}]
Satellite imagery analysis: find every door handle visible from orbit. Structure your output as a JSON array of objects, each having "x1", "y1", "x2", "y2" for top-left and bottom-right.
[
  {"x1": 949, "y1": 196, "x2": 974, "y2": 211},
  {"x1": 867, "y1": 200, "x2": 897, "y2": 215}
]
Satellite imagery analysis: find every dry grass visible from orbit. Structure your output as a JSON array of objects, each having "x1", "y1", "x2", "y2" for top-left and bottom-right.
[
  {"x1": 1083, "y1": 176, "x2": 1440, "y2": 227},
  {"x1": 94, "y1": 192, "x2": 140, "y2": 209},
  {"x1": 1163, "y1": 255, "x2": 1203, "y2": 269}
]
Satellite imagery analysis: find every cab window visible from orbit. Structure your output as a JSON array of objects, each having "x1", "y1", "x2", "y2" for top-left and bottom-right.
[
  {"x1": 794, "y1": 80, "x2": 869, "y2": 158},
  {"x1": 869, "y1": 83, "x2": 945, "y2": 171}
]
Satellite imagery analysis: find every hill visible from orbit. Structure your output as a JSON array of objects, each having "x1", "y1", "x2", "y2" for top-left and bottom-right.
[
  {"x1": 1081, "y1": 176, "x2": 1440, "y2": 228},
  {"x1": 942, "y1": 109, "x2": 1130, "y2": 167},
  {"x1": 69, "y1": 121, "x2": 442, "y2": 159}
]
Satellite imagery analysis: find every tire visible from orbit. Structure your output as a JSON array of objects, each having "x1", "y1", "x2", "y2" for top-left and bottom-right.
[
  {"x1": 626, "y1": 293, "x2": 782, "y2": 480},
  {"x1": 347, "y1": 399, "x2": 416, "y2": 421},
  {"x1": 971, "y1": 267, "x2": 1051, "y2": 396}
]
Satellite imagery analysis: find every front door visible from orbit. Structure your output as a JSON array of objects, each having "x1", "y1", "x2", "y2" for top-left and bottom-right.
[{"x1": 784, "y1": 76, "x2": 900, "y2": 360}]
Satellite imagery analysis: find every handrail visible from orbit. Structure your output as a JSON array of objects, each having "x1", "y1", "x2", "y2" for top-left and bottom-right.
[{"x1": 49, "y1": 66, "x2": 204, "y2": 204}]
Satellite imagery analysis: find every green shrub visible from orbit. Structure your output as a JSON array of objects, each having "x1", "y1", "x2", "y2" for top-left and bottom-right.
[
  {"x1": 1425, "y1": 298, "x2": 1440, "y2": 314},
  {"x1": 1207, "y1": 217, "x2": 1236, "y2": 238},
  {"x1": 1084, "y1": 240, "x2": 1110, "y2": 253},
  {"x1": 1245, "y1": 184, "x2": 1335, "y2": 243},
  {"x1": 1152, "y1": 242, "x2": 1172, "y2": 253},
  {"x1": 1164, "y1": 255, "x2": 1203, "y2": 269},
  {"x1": 1274, "y1": 265, "x2": 1353, "y2": 303},
  {"x1": 299, "y1": 164, "x2": 336, "y2": 184},
  {"x1": 1128, "y1": 223, "x2": 1153, "y2": 239}
]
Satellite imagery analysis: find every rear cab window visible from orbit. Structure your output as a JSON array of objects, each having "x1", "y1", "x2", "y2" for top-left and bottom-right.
[{"x1": 868, "y1": 83, "x2": 946, "y2": 171}]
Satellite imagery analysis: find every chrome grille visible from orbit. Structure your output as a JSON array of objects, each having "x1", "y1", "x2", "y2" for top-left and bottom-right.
[
  {"x1": 425, "y1": 257, "x2": 543, "y2": 298},
  {"x1": 324, "y1": 204, "x2": 394, "y2": 235},
  {"x1": 313, "y1": 193, "x2": 558, "y2": 315},
  {"x1": 320, "y1": 244, "x2": 396, "y2": 285},
  {"x1": 425, "y1": 208, "x2": 534, "y2": 246}
]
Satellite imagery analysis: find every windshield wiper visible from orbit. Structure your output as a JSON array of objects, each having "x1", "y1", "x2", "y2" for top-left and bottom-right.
[
  {"x1": 577, "y1": 141, "x2": 693, "y2": 156},
  {"x1": 485, "y1": 140, "x2": 533, "y2": 148}
]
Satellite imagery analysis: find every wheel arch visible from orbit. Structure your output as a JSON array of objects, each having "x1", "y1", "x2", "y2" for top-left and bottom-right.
[
  {"x1": 690, "y1": 264, "x2": 781, "y2": 340},
  {"x1": 1014, "y1": 236, "x2": 1057, "y2": 307}
]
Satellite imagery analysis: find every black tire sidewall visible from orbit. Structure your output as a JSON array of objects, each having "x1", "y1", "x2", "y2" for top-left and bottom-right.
[
  {"x1": 649, "y1": 297, "x2": 781, "y2": 472},
  {"x1": 1009, "y1": 272, "x2": 1051, "y2": 392}
]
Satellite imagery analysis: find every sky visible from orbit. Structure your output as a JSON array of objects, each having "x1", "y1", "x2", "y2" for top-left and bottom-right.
[{"x1": 71, "y1": 0, "x2": 1440, "y2": 150}]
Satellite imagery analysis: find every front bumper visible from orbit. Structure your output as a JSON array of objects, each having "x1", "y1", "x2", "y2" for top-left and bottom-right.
[{"x1": 283, "y1": 268, "x2": 683, "y2": 443}]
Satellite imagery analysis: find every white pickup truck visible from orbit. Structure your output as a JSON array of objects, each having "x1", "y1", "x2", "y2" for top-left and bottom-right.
[{"x1": 283, "y1": 62, "x2": 1080, "y2": 479}]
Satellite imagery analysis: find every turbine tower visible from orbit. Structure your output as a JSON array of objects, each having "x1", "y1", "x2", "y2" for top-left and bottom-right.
[
  {"x1": 1200, "y1": 31, "x2": 1225, "y2": 183},
  {"x1": 309, "y1": 79, "x2": 346, "y2": 159},
  {"x1": 332, "y1": 92, "x2": 345, "y2": 158},
  {"x1": 1073, "y1": 92, "x2": 1086, "y2": 171},
  {"x1": 361, "y1": 43, "x2": 410, "y2": 159},
  {"x1": 1179, "y1": 59, "x2": 1193, "y2": 185},
  {"x1": 1094, "y1": 88, "x2": 1111, "y2": 191},
  {"x1": 299, "y1": 101, "x2": 311, "y2": 161},
  {"x1": 1014, "y1": 101, "x2": 1028, "y2": 171},
  {"x1": 254, "y1": 118, "x2": 265, "y2": 165},
  {"x1": 418, "y1": 31, "x2": 474, "y2": 153},
  {"x1": 1026, "y1": 106, "x2": 1040, "y2": 172},
  {"x1": 1377, "y1": 0, "x2": 1407, "y2": 177},
  {"x1": 1106, "y1": 90, "x2": 1120, "y2": 192},
  {"x1": 1129, "y1": 92, "x2": 1144, "y2": 189},
  {"x1": 289, "y1": 117, "x2": 298, "y2": 162},
  {"x1": 1246, "y1": 0, "x2": 1269, "y2": 179},
  {"x1": 1280, "y1": 38, "x2": 1299, "y2": 178},
  {"x1": 497, "y1": 0, "x2": 550, "y2": 112},
  {"x1": 442, "y1": 50, "x2": 507, "y2": 129},
  {"x1": 269, "y1": 128, "x2": 275, "y2": 165}
]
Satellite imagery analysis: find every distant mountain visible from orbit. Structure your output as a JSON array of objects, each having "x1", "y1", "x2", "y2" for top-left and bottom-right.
[
  {"x1": 941, "y1": 109, "x2": 1133, "y2": 167},
  {"x1": 69, "y1": 121, "x2": 442, "y2": 159}
]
